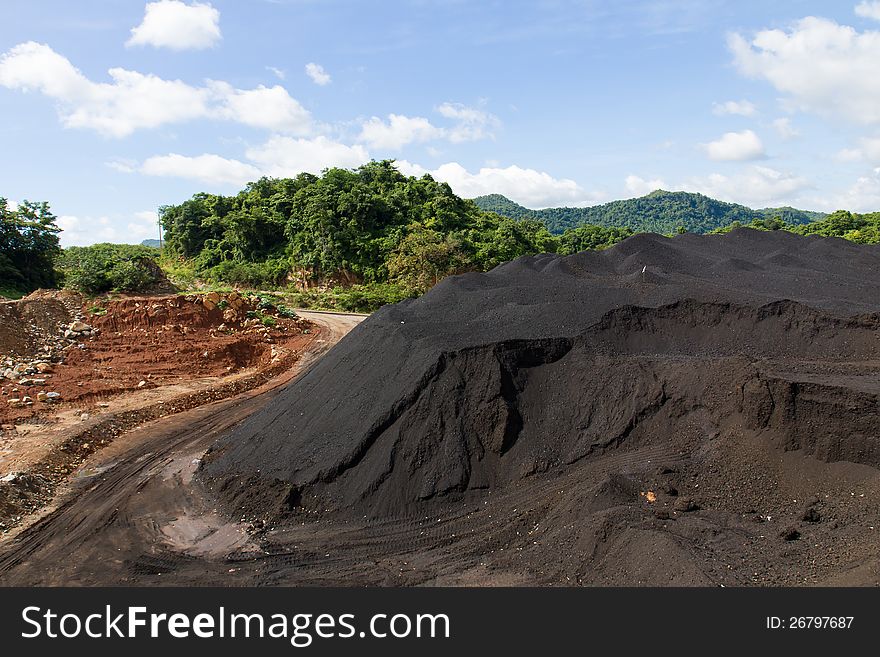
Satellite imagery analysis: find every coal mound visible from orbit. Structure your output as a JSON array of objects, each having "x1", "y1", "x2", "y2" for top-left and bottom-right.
[{"x1": 200, "y1": 230, "x2": 880, "y2": 545}]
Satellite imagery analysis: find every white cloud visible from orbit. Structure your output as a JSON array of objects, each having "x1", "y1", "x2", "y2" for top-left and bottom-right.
[
  {"x1": 396, "y1": 161, "x2": 598, "y2": 208},
  {"x1": 820, "y1": 167, "x2": 880, "y2": 211},
  {"x1": 129, "y1": 136, "x2": 370, "y2": 186},
  {"x1": 209, "y1": 82, "x2": 312, "y2": 134},
  {"x1": 712, "y1": 99, "x2": 757, "y2": 117},
  {"x1": 0, "y1": 42, "x2": 209, "y2": 137},
  {"x1": 0, "y1": 42, "x2": 312, "y2": 137},
  {"x1": 266, "y1": 66, "x2": 286, "y2": 80},
  {"x1": 305, "y1": 62, "x2": 331, "y2": 86},
  {"x1": 854, "y1": 136, "x2": 880, "y2": 160},
  {"x1": 855, "y1": 1, "x2": 880, "y2": 21},
  {"x1": 57, "y1": 211, "x2": 160, "y2": 247},
  {"x1": 833, "y1": 135, "x2": 880, "y2": 162},
  {"x1": 836, "y1": 148, "x2": 864, "y2": 162},
  {"x1": 356, "y1": 103, "x2": 500, "y2": 151},
  {"x1": 357, "y1": 114, "x2": 442, "y2": 150},
  {"x1": 141, "y1": 153, "x2": 261, "y2": 186},
  {"x1": 107, "y1": 158, "x2": 138, "y2": 173},
  {"x1": 681, "y1": 165, "x2": 811, "y2": 207},
  {"x1": 245, "y1": 135, "x2": 370, "y2": 175},
  {"x1": 436, "y1": 102, "x2": 500, "y2": 143},
  {"x1": 703, "y1": 129, "x2": 766, "y2": 161},
  {"x1": 729, "y1": 17, "x2": 880, "y2": 125},
  {"x1": 127, "y1": 1, "x2": 221, "y2": 51},
  {"x1": 771, "y1": 117, "x2": 799, "y2": 140},
  {"x1": 625, "y1": 174, "x2": 667, "y2": 196}
]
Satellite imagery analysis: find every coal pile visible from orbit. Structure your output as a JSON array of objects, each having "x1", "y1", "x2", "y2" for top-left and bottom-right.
[{"x1": 200, "y1": 230, "x2": 880, "y2": 585}]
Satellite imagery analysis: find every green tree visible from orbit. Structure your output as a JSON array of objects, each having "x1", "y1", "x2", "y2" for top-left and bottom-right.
[
  {"x1": 0, "y1": 197, "x2": 62, "y2": 295},
  {"x1": 387, "y1": 225, "x2": 472, "y2": 293},
  {"x1": 58, "y1": 243, "x2": 164, "y2": 294},
  {"x1": 557, "y1": 225, "x2": 633, "y2": 255}
]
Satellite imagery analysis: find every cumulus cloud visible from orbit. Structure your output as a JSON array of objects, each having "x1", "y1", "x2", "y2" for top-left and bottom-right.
[
  {"x1": 855, "y1": 1, "x2": 880, "y2": 21},
  {"x1": 0, "y1": 42, "x2": 312, "y2": 137},
  {"x1": 436, "y1": 102, "x2": 500, "y2": 143},
  {"x1": 834, "y1": 136, "x2": 880, "y2": 162},
  {"x1": 245, "y1": 135, "x2": 370, "y2": 175},
  {"x1": 729, "y1": 17, "x2": 880, "y2": 125},
  {"x1": 772, "y1": 117, "x2": 799, "y2": 140},
  {"x1": 209, "y1": 82, "x2": 311, "y2": 134},
  {"x1": 821, "y1": 167, "x2": 880, "y2": 211},
  {"x1": 127, "y1": 1, "x2": 221, "y2": 51},
  {"x1": 131, "y1": 136, "x2": 370, "y2": 186},
  {"x1": 0, "y1": 42, "x2": 208, "y2": 137},
  {"x1": 305, "y1": 62, "x2": 331, "y2": 86},
  {"x1": 681, "y1": 165, "x2": 811, "y2": 207},
  {"x1": 396, "y1": 161, "x2": 598, "y2": 208},
  {"x1": 141, "y1": 153, "x2": 262, "y2": 186},
  {"x1": 712, "y1": 99, "x2": 757, "y2": 117},
  {"x1": 625, "y1": 174, "x2": 668, "y2": 196},
  {"x1": 703, "y1": 129, "x2": 766, "y2": 161},
  {"x1": 355, "y1": 103, "x2": 500, "y2": 151},
  {"x1": 57, "y1": 211, "x2": 160, "y2": 247},
  {"x1": 357, "y1": 114, "x2": 443, "y2": 150}
]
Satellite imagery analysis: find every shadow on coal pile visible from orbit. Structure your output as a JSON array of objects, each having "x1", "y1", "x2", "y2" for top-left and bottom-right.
[{"x1": 197, "y1": 231, "x2": 880, "y2": 586}]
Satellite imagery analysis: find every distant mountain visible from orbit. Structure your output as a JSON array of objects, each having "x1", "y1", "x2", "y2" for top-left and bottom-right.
[
  {"x1": 470, "y1": 193, "x2": 535, "y2": 221},
  {"x1": 140, "y1": 239, "x2": 162, "y2": 248},
  {"x1": 472, "y1": 190, "x2": 825, "y2": 235}
]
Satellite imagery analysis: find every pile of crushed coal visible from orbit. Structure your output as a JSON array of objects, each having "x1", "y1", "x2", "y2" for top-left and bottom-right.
[{"x1": 200, "y1": 229, "x2": 880, "y2": 585}]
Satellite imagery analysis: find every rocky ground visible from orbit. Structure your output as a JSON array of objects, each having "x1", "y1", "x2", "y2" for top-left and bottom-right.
[{"x1": 0, "y1": 289, "x2": 316, "y2": 532}]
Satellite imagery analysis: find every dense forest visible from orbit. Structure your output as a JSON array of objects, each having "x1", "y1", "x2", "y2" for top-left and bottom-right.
[
  {"x1": 157, "y1": 161, "x2": 639, "y2": 306},
  {"x1": 473, "y1": 190, "x2": 825, "y2": 234},
  {"x1": 160, "y1": 161, "x2": 556, "y2": 290}
]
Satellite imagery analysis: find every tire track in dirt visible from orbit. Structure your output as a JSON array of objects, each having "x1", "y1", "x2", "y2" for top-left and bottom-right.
[{"x1": 0, "y1": 312, "x2": 364, "y2": 585}]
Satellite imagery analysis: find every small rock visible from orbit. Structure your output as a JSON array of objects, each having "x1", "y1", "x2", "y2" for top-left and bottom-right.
[
  {"x1": 46, "y1": 392, "x2": 61, "y2": 401},
  {"x1": 138, "y1": 380, "x2": 147, "y2": 388},
  {"x1": 69, "y1": 320, "x2": 91, "y2": 332},
  {"x1": 37, "y1": 392, "x2": 48, "y2": 402},
  {"x1": 80, "y1": 412, "x2": 90, "y2": 421},
  {"x1": 674, "y1": 497, "x2": 699, "y2": 513}
]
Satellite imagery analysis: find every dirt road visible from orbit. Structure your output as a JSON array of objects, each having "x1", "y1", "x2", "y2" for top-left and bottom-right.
[{"x1": 0, "y1": 311, "x2": 365, "y2": 585}]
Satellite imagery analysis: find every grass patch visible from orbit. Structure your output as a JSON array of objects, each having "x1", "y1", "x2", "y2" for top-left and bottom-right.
[
  {"x1": 283, "y1": 283, "x2": 416, "y2": 313},
  {"x1": 0, "y1": 284, "x2": 25, "y2": 300}
]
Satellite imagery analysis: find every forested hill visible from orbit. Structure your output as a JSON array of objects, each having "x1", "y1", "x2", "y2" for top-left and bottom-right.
[
  {"x1": 470, "y1": 194, "x2": 535, "y2": 220},
  {"x1": 472, "y1": 190, "x2": 825, "y2": 234}
]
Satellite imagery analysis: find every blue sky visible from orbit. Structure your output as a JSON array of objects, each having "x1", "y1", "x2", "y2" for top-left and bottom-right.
[{"x1": 3, "y1": 0, "x2": 880, "y2": 245}]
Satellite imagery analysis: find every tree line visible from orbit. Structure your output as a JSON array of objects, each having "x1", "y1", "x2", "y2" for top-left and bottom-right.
[
  {"x1": 473, "y1": 189, "x2": 823, "y2": 234},
  {"x1": 5, "y1": 161, "x2": 880, "y2": 307}
]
